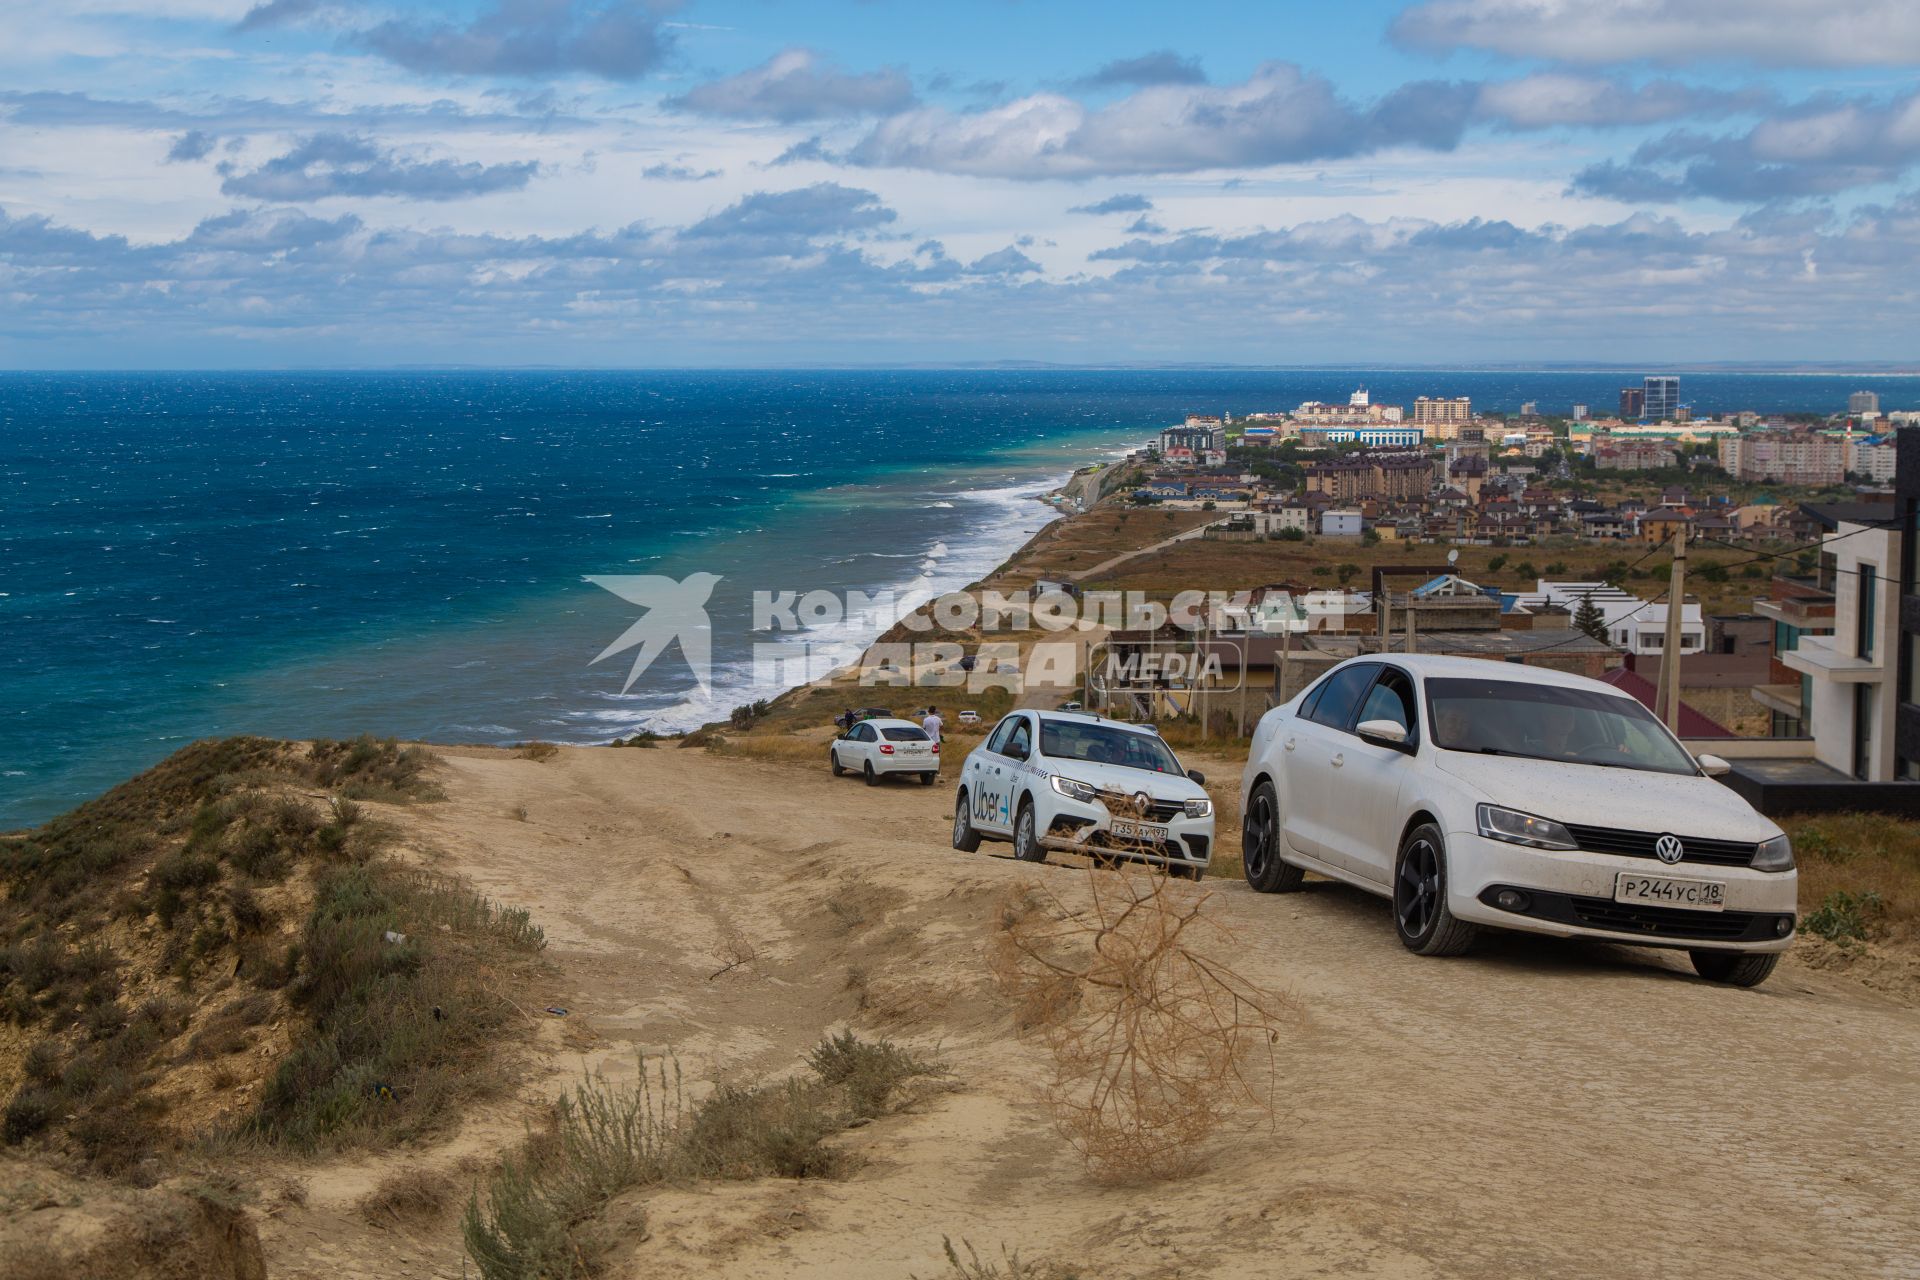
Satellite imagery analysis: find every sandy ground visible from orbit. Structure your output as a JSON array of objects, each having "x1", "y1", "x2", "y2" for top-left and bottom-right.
[{"x1": 260, "y1": 745, "x2": 1920, "y2": 1280}]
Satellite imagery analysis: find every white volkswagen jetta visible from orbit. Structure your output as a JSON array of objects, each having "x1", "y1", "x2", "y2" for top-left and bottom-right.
[
  {"x1": 1240, "y1": 655, "x2": 1798, "y2": 986},
  {"x1": 830, "y1": 717, "x2": 940, "y2": 786},
  {"x1": 952, "y1": 710, "x2": 1214, "y2": 877}
]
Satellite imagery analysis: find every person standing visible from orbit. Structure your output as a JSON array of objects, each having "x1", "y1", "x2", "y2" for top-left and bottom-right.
[{"x1": 921, "y1": 706, "x2": 943, "y2": 745}]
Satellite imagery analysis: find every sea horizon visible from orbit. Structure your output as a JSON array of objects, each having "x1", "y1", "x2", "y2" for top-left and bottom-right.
[{"x1": 2, "y1": 365, "x2": 1907, "y2": 828}]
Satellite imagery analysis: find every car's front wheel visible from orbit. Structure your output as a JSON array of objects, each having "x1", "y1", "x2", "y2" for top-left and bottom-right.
[
  {"x1": 1393, "y1": 823, "x2": 1479, "y2": 956},
  {"x1": 952, "y1": 789, "x2": 981, "y2": 852},
  {"x1": 1689, "y1": 949, "x2": 1779, "y2": 988},
  {"x1": 1012, "y1": 799, "x2": 1045, "y2": 862},
  {"x1": 1242, "y1": 779, "x2": 1305, "y2": 893}
]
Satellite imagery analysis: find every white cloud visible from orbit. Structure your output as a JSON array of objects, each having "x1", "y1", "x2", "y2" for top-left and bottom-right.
[
  {"x1": 666, "y1": 48, "x2": 915, "y2": 122},
  {"x1": 847, "y1": 64, "x2": 1473, "y2": 179},
  {"x1": 1393, "y1": 0, "x2": 1920, "y2": 68}
]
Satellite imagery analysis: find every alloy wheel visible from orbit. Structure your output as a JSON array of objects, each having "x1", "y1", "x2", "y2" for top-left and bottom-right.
[
  {"x1": 1243, "y1": 790, "x2": 1275, "y2": 882},
  {"x1": 1398, "y1": 837, "x2": 1441, "y2": 939}
]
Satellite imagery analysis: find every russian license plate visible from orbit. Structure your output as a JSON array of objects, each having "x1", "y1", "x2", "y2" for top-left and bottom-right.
[
  {"x1": 1614, "y1": 872, "x2": 1726, "y2": 912},
  {"x1": 1110, "y1": 819, "x2": 1168, "y2": 843}
]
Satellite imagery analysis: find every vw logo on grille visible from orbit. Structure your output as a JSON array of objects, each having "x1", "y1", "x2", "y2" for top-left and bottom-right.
[
  {"x1": 1133, "y1": 791, "x2": 1151, "y2": 815},
  {"x1": 1655, "y1": 834, "x2": 1685, "y2": 864}
]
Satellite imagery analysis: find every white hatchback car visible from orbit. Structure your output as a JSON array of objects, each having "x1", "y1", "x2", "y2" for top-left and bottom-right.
[
  {"x1": 830, "y1": 717, "x2": 940, "y2": 786},
  {"x1": 952, "y1": 711, "x2": 1214, "y2": 877},
  {"x1": 1240, "y1": 655, "x2": 1798, "y2": 986}
]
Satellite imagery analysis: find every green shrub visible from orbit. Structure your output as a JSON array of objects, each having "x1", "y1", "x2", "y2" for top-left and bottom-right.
[{"x1": 1801, "y1": 890, "x2": 1884, "y2": 943}]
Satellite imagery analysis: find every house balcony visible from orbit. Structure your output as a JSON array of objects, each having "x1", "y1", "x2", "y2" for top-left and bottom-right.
[
  {"x1": 1753, "y1": 595, "x2": 1835, "y2": 628},
  {"x1": 1751, "y1": 683, "x2": 1804, "y2": 717},
  {"x1": 1781, "y1": 636, "x2": 1885, "y2": 683}
]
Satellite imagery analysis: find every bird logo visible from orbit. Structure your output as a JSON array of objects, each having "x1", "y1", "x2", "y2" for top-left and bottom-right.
[{"x1": 587, "y1": 573, "x2": 722, "y2": 695}]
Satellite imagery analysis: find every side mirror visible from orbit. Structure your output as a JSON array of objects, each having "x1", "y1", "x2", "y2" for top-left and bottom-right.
[
  {"x1": 1357, "y1": 719, "x2": 1411, "y2": 750},
  {"x1": 1697, "y1": 753, "x2": 1732, "y2": 778},
  {"x1": 1187, "y1": 769, "x2": 1206, "y2": 786}
]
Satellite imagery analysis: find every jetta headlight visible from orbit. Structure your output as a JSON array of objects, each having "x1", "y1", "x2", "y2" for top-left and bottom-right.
[
  {"x1": 1476, "y1": 804, "x2": 1578, "y2": 850},
  {"x1": 1752, "y1": 834, "x2": 1795, "y2": 872},
  {"x1": 1050, "y1": 775, "x2": 1098, "y2": 803},
  {"x1": 1183, "y1": 797, "x2": 1213, "y2": 819}
]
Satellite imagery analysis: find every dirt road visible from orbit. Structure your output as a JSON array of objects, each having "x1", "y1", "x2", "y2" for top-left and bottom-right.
[{"x1": 309, "y1": 745, "x2": 1920, "y2": 1280}]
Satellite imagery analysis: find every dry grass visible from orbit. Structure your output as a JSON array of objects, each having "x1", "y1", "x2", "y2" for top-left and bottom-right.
[
  {"x1": 356, "y1": 1165, "x2": 457, "y2": 1227},
  {"x1": 1782, "y1": 812, "x2": 1920, "y2": 948},
  {"x1": 464, "y1": 1035, "x2": 945, "y2": 1279},
  {"x1": 989, "y1": 866, "x2": 1294, "y2": 1183},
  {"x1": 917, "y1": 1237, "x2": 1081, "y2": 1280},
  {"x1": 516, "y1": 742, "x2": 560, "y2": 763}
]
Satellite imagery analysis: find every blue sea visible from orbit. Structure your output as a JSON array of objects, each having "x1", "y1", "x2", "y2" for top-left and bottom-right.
[{"x1": 3, "y1": 368, "x2": 1914, "y2": 827}]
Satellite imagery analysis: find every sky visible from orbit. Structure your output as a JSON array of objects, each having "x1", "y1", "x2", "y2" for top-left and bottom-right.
[{"x1": 2, "y1": 0, "x2": 1919, "y2": 367}]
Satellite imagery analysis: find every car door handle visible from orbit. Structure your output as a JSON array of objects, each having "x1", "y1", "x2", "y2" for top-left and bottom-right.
[{"x1": 1330, "y1": 752, "x2": 1344, "y2": 767}]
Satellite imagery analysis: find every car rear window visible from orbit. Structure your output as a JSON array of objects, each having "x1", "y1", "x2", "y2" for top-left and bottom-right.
[{"x1": 881, "y1": 726, "x2": 929, "y2": 741}]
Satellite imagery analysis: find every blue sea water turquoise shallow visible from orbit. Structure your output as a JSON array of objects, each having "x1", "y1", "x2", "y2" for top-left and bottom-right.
[{"x1": 1, "y1": 368, "x2": 1912, "y2": 827}]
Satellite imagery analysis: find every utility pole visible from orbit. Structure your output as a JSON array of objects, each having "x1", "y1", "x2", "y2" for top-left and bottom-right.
[
  {"x1": 1237, "y1": 634, "x2": 1250, "y2": 737},
  {"x1": 1404, "y1": 605, "x2": 1417, "y2": 656},
  {"x1": 1655, "y1": 524, "x2": 1688, "y2": 732}
]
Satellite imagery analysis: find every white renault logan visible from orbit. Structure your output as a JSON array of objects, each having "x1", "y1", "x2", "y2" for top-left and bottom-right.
[
  {"x1": 1240, "y1": 656, "x2": 1798, "y2": 986},
  {"x1": 953, "y1": 710, "x2": 1215, "y2": 877}
]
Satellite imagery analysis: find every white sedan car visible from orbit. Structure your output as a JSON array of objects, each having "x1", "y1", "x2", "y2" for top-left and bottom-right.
[
  {"x1": 952, "y1": 711, "x2": 1214, "y2": 877},
  {"x1": 830, "y1": 717, "x2": 940, "y2": 786},
  {"x1": 1240, "y1": 655, "x2": 1798, "y2": 986}
]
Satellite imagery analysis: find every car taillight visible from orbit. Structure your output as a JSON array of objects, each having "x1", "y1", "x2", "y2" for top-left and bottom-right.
[
  {"x1": 880, "y1": 744, "x2": 894, "y2": 754},
  {"x1": 932, "y1": 742, "x2": 940, "y2": 753}
]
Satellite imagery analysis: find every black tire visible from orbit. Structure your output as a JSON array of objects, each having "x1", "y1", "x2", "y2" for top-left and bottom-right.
[
  {"x1": 1012, "y1": 798, "x2": 1046, "y2": 862},
  {"x1": 952, "y1": 789, "x2": 982, "y2": 852},
  {"x1": 1393, "y1": 824, "x2": 1479, "y2": 957},
  {"x1": 863, "y1": 762, "x2": 880, "y2": 788},
  {"x1": 1241, "y1": 780, "x2": 1305, "y2": 894},
  {"x1": 920, "y1": 772, "x2": 938, "y2": 786},
  {"x1": 1689, "y1": 950, "x2": 1779, "y2": 988},
  {"x1": 829, "y1": 751, "x2": 845, "y2": 777}
]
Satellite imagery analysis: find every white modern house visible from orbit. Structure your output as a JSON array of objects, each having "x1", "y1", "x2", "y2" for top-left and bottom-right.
[
  {"x1": 1320, "y1": 508, "x2": 1363, "y2": 537},
  {"x1": 1780, "y1": 514, "x2": 1902, "y2": 780},
  {"x1": 1509, "y1": 580, "x2": 1705, "y2": 656}
]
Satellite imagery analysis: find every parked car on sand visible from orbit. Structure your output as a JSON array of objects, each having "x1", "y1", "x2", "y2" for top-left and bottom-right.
[
  {"x1": 953, "y1": 711, "x2": 1213, "y2": 878},
  {"x1": 831, "y1": 718, "x2": 939, "y2": 786},
  {"x1": 1239, "y1": 655, "x2": 1797, "y2": 986}
]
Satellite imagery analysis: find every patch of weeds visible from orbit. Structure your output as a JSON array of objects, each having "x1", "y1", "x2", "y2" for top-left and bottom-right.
[
  {"x1": 310, "y1": 736, "x2": 441, "y2": 803},
  {"x1": 1802, "y1": 890, "x2": 1885, "y2": 943},
  {"x1": 806, "y1": 1029, "x2": 946, "y2": 1121},
  {"x1": 517, "y1": 742, "x2": 560, "y2": 763},
  {"x1": 246, "y1": 863, "x2": 541, "y2": 1151},
  {"x1": 466, "y1": 1035, "x2": 948, "y2": 1279},
  {"x1": 916, "y1": 1237, "x2": 1080, "y2": 1280},
  {"x1": 357, "y1": 1166, "x2": 456, "y2": 1227},
  {"x1": 827, "y1": 899, "x2": 867, "y2": 934}
]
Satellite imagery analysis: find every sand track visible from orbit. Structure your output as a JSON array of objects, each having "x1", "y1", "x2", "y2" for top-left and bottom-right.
[{"x1": 272, "y1": 745, "x2": 1920, "y2": 1280}]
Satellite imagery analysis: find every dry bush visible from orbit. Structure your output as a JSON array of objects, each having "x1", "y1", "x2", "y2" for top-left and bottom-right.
[
  {"x1": 357, "y1": 1165, "x2": 456, "y2": 1226},
  {"x1": 989, "y1": 865, "x2": 1293, "y2": 1183},
  {"x1": 516, "y1": 742, "x2": 560, "y2": 763}
]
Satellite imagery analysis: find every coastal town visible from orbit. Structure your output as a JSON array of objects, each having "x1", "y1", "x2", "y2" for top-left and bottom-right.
[{"x1": 1007, "y1": 377, "x2": 1918, "y2": 817}]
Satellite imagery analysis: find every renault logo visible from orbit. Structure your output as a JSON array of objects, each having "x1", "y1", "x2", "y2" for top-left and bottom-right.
[
  {"x1": 1655, "y1": 834, "x2": 1685, "y2": 864},
  {"x1": 1133, "y1": 791, "x2": 1151, "y2": 816}
]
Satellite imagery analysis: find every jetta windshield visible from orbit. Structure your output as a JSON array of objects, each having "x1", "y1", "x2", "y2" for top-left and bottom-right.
[
  {"x1": 1040, "y1": 721, "x2": 1183, "y2": 775},
  {"x1": 1424, "y1": 677, "x2": 1698, "y2": 776}
]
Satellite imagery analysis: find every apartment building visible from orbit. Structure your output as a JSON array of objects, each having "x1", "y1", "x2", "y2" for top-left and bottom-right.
[
  {"x1": 1718, "y1": 430, "x2": 1846, "y2": 485},
  {"x1": 1644, "y1": 375, "x2": 1681, "y2": 421},
  {"x1": 1849, "y1": 433, "x2": 1898, "y2": 482},
  {"x1": 1303, "y1": 450, "x2": 1435, "y2": 502},
  {"x1": 1595, "y1": 440, "x2": 1678, "y2": 471},
  {"x1": 1411, "y1": 396, "x2": 1472, "y2": 427}
]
